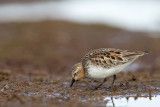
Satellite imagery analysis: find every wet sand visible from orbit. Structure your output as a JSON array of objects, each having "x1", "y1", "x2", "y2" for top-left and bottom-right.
[{"x1": 0, "y1": 21, "x2": 160, "y2": 106}]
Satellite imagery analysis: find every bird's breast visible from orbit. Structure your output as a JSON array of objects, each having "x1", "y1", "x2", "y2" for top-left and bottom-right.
[{"x1": 86, "y1": 61, "x2": 133, "y2": 79}]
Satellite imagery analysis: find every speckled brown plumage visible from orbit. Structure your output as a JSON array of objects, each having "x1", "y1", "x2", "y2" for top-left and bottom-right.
[
  {"x1": 82, "y1": 48, "x2": 148, "y2": 70},
  {"x1": 70, "y1": 48, "x2": 149, "y2": 88}
]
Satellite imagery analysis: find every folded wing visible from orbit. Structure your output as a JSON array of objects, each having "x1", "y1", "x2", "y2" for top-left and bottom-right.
[{"x1": 83, "y1": 48, "x2": 148, "y2": 68}]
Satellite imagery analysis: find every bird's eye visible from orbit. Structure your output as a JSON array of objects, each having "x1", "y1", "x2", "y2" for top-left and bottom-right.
[{"x1": 74, "y1": 72, "x2": 77, "y2": 76}]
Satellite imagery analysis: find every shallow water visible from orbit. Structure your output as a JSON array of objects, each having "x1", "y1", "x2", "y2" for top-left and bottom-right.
[
  {"x1": 22, "y1": 91, "x2": 160, "y2": 107},
  {"x1": 104, "y1": 95, "x2": 160, "y2": 107}
]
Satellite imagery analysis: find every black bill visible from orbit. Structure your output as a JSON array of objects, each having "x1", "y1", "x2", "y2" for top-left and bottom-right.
[{"x1": 70, "y1": 79, "x2": 75, "y2": 87}]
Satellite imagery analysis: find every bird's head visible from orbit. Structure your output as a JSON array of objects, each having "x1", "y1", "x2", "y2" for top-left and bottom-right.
[{"x1": 70, "y1": 63, "x2": 85, "y2": 87}]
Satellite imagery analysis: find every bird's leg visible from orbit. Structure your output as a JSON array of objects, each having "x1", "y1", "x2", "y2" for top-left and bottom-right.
[
  {"x1": 111, "y1": 75, "x2": 116, "y2": 88},
  {"x1": 111, "y1": 97, "x2": 115, "y2": 107},
  {"x1": 95, "y1": 78, "x2": 108, "y2": 89}
]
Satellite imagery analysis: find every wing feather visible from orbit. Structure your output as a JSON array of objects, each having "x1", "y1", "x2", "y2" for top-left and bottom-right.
[{"x1": 83, "y1": 48, "x2": 147, "y2": 68}]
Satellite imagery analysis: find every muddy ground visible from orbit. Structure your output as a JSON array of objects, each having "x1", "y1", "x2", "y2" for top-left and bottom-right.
[{"x1": 0, "y1": 21, "x2": 160, "y2": 107}]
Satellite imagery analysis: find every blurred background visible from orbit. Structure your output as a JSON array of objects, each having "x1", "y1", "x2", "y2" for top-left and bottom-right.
[
  {"x1": 0, "y1": 0, "x2": 160, "y2": 107},
  {"x1": 0, "y1": 0, "x2": 160, "y2": 75}
]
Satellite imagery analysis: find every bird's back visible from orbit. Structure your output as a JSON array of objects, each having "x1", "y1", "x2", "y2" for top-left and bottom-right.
[{"x1": 82, "y1": 48, "x2": 148, "y2": 78}]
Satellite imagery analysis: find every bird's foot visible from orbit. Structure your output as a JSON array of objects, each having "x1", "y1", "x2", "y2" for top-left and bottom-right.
[
  {"x1": 110, "y1": 85, "x2": 114, "y2": 88},
  {"x1": 94, "y1": 84, "x2": 104, "y2": 89}
]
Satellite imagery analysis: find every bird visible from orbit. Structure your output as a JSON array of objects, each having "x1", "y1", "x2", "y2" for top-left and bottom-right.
[{"x1": 70, "y1": 48, "x2": 149, "y2": 89}]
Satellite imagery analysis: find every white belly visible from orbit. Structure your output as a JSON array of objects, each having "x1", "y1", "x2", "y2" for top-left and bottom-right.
[{"x1": 87, "y1": 61, "x2": 133, "y2": 79}]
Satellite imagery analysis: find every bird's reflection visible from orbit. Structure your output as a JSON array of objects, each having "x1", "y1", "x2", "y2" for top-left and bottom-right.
[
  {"x1": 111, "y1": 97, "x2": 115, "y2": 107},
  {"x1": 105, "y1": 95, "x2": 159, "y2": 107}
]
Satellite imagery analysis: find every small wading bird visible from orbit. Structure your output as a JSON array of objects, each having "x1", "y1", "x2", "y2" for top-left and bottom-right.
[{"x1": 70, "y1": 48, "x2": 148, "y2": 89}]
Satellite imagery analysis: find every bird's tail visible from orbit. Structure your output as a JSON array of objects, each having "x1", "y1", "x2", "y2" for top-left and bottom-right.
[
  {"x1": 136, "y1": 50, "x2": 149, "y2": 56},
  {"x1": 123, "y1": 50, "x2": 149, "y2": 58}
]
